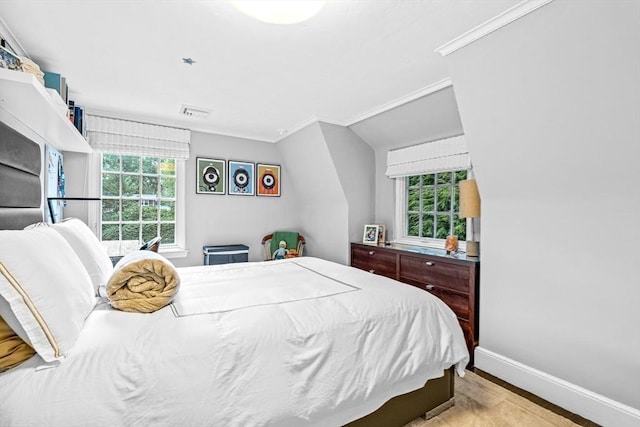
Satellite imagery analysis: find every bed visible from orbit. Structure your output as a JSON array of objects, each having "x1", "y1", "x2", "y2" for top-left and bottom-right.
[{"x1": 0, "y1": 122, "x2": 469, "y2": 426}]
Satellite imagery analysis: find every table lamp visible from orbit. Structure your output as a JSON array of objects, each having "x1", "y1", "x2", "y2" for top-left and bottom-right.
[{"x1": 459, "y1": 179, "x2": 480, "y2": 257}]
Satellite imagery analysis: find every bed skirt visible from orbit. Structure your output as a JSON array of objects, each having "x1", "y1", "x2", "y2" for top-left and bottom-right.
[{"x1": 345, "y1": 368, "x2": 454, "y2": 427}]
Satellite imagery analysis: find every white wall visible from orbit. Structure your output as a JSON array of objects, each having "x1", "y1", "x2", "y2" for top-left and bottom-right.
[
  {"x1": 444, "y1": 0, "x2": 639, "y2": 422},
  {"x1": 181, "y1": 131, "x2": 297, "y2": 266},
  {"x1": 277, "y1": 123, "x2": 349, "y2": 263},
  {"x1": 319, "y1": 122, "x2": 375, "y2": 249},
  {"x1": 62, "y1": 151, "x2": 92, "y2": 224}
]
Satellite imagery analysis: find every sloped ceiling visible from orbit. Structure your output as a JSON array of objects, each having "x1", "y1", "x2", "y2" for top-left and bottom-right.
[
  {"x1": 0, "y1": 0, "x2": 519, "y2": 143},
  {"x1": 349, "y1": 85, "x2": 464, "y2": 150}
]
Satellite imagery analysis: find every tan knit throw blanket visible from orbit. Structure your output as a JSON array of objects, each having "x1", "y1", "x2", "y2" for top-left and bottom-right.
[{"x1": 107, "y1": 251, "x2": 180, "y2": 313}]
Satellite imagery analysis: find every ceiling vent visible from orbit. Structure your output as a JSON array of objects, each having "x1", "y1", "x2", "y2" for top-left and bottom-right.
[{"x1": 179, "y1": 105, "x2": 210, "y2": 119}]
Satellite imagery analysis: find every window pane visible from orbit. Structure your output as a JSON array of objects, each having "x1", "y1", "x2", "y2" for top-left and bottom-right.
[
  {"x1": 437, "y1": 172, "x2": 452, "y2": 185},
  {"x1": 102, "y1": 224, "x2": 119, "y2": 241},
  {"x1": 142, "y1": 157, "x2": 159, "y2": 174},
  {"x1": 102, "y1": 199, "x2": 119, "y2": 221},
  {"x1": 436, "y1": 215, "x2": 451, "y2": 239},
  {"x1": 122, "y1": 224, "x2": 140, "y2": 242},
  {"x1": 142, "y1": 176, "x2": 158, "y2": 197},
  {"x1": 141, "y1": 200, "x2": 158, "y2": 221},
  {"x1": 160, "y1": 223, "x2": 175, "y2": 244},
  {"x1": 142, "y1": 223, "x2": 158, "y2": 243},
  {"x1": 454, "y1": 170, "x2": 467, "y2": 183},
  {"x1": 402, "y1": 169, "x2": 469, "y2": 244},
  {"x1": 122, "y1": 200, "x2": 139, "y2": 221},
  {"x1": 422, "y1": 174, "x2": 434, "y2": 185},
  {"x1": 100, "y1": 153, "x2": 177, "y2": 251},
  {"x1": 160, "y1": 177, "x2": 176, "y2": 198},
  {"x1": 408, "y1": 188, "x2": 420, "y2": 211},
  {"x1": 422, "y1": 214, "x2": 434, "y2": 238},
  {"x1": 454, "y1": 215, "x2": 466, "y2": 241},
  {"x1": 421, "y1": 187, "x2": 434, "y2": 212},
  {"x1": 102, "y1": 173, "x2": 120, "y2": 197},
  {"x1": 102, "y1": 154, "x2": 120, "y2": 172},
  {"x1": 160, "y1": 159, "x2": 176, "y2": 176},
  {"x1": 122, "y1": 175, "x2": 140, "y2": 197},
  {"x1": 160, "y1": 201, "x2": 175, "y2": 221},
  {"x1": 407, "y1": 213, "x2": 420, "y2": 236},
  {"x1": 122, "y1": 156, "x2": 140, "y2": 173},
  {"x1": 437, "y1": 187, "x2": 451, "y2": 211}
]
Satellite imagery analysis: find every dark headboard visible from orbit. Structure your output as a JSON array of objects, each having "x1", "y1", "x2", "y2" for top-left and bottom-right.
[{"x1": 0, "y1": 120, "x2": 44, "y2": 229}]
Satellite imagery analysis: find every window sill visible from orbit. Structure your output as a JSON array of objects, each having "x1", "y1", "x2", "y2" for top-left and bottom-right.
[
  {"x1": 159, "y1": 246, "x2": 189, "y2": 259},
  {"x1": 393, "y1": 237, "x2": 468, "y2": 252}
]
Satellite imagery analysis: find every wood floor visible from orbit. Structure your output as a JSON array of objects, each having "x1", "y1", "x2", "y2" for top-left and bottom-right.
[{"x1": 403, "y1": 370, "x2": 600, "y2": 427}]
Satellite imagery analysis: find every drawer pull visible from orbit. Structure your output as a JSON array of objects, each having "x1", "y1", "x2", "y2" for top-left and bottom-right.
[
  {"x1": 369, "y1": 269, "x2": 375, "y2": 274},
  {"x1": 425, "y1": 284, "x2": 435, "y2": 291},
  {"x1": 425, "y1": 261, "x2": 434, "y2": 266},
  {"x1": 368, "y1": 251, "x2": 375, "y2": 255}
]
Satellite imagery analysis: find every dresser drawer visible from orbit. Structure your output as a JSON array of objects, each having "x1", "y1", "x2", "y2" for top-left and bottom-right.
[
  {"x1": 351, "y1": 246, "x2": 397, "y2": 279},
  {"x1": 399, "y1": 254, "x2": 470, "y2": 293},
  {"x1": 421, "y1": 284, "x2": 470, "y2": 321}
]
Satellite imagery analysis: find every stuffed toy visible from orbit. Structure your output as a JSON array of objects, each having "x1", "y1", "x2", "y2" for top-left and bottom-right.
[{"x1": 272, "y1": 240, "x2": 289, "y2": 260}]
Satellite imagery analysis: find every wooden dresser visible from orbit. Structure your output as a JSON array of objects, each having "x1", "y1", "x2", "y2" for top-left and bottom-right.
[{"x1": 350, "y1": 242, "x2": 479, "y2": 366}]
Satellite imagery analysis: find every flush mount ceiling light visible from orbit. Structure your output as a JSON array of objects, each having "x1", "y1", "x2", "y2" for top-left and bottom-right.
[{"x1": 231, "y1": 0, "x2": 326, "y2": 25}]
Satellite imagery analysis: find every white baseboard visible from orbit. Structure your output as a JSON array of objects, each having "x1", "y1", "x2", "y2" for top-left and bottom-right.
[{"x1": 474, "y1": 347, "x2": 640, "y2": 427}]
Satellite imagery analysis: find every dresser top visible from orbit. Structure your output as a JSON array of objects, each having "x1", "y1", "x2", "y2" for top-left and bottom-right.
[{"x1": 352, "y1": 242, "x2": 480, "y2": 263}]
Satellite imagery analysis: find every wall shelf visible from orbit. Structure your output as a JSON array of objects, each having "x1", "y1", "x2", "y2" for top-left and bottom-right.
[{"x1": 0, "y1": 68, "x2": 91, "y2": 153}]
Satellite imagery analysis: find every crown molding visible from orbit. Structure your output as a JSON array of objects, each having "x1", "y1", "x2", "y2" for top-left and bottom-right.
[
  {"x1": 88, "y1": 76, "x2": 456, "y2": 144},
  {"x1": 272, "y1": 116, "x2": 320, "y2": 142},
  {"x1": 273, "y1": 115, "x2": 346, "y2": 143},
  {"x1": 435, "y1": 0, "x2": 555, "y2": 57},
  {"x1": 187, "y1": 125, "x2": 275, "y2": 143},
  {"x1": 345, "y1": 77, "x2": 452, "y2": 126}
]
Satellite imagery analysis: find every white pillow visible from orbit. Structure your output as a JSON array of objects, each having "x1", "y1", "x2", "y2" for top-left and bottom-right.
[
  {"x1": 0, "y1": 226, "x2": 96, "y2": 363},
  {"x1": 50, "y1": 218, "x2": 114, "y2": 296}
]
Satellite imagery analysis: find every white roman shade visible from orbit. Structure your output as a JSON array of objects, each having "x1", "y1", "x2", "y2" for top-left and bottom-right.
[
  {"x1": 86, "y1": 115, "x2": 191, "y2": 160},
  {"x1": 385, "y1": 135, "x2": 469, "y2": 178}
]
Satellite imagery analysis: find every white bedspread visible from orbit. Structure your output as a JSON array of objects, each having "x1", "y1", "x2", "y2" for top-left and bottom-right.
[
  {"x1": 0, "y1": 257, "x2": 469, "y2": 427},
  {"x1": 172, "y1": 260, "x2": 360, "y2": 316}
]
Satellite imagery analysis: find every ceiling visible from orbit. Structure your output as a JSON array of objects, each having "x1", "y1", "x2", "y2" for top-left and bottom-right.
[{"x1": 0, "y1": 0, "x2": 520, "y2": 143}]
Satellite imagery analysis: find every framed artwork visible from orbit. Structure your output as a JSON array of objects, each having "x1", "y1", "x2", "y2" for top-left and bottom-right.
[
  {"x1": 256, "y1": 163, "x2": 281, "y2": 197},
  {"x1": 362, "y1": 224, "x2": 380, "y2": 245},
  {"x1": 375, "y1": 224, "x2": 386, "y2": 244},
  {"x1": 228, "y1": 160, "x2": 255, "y2": 196},
  {"x1": 196, "y1": 157, "x2": 226, "y2": 195}
]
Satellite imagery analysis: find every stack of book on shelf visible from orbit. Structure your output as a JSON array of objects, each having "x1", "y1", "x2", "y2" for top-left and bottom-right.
[
  {"x1": 68, "y1": 100, "x2": 86, "y2": 138},
  {"x1": 43, "y1": 70, "x2": 86, "y2": 138}
]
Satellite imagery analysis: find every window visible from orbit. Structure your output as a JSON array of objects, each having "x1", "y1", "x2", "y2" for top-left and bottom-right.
[
  {"x1": 100, "y1": 154, "x2": 178, "y2": 247},
  {"x1": 399, "y1": 169, "x2": 469, "y2": 244}
]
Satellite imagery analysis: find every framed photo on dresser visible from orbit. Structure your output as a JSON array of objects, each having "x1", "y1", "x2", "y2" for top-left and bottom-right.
[{"x1": 362, "y1": 224, "x2": 380, "y2": 245}]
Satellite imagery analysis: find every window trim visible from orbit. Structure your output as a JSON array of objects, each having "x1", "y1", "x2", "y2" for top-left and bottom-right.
[
  {"x1": 393, "y1": 176, "x2": 469, "y2": 251},
  {"x1": 87, "y1": 153, "x2": 188, "y2": 259}
]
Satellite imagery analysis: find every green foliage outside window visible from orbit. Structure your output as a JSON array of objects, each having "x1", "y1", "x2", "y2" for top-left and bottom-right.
[
  {"x1": 406, "y1": 170, "x2": 467, "y2": 241},
  {"x1": 101, "y1": 154, "x2": 177, "y2": 245}
]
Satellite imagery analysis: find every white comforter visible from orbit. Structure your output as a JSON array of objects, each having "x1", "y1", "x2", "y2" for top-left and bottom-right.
[{"x1": 0, "y1": 257, "x2": 469, "y2": 427}]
